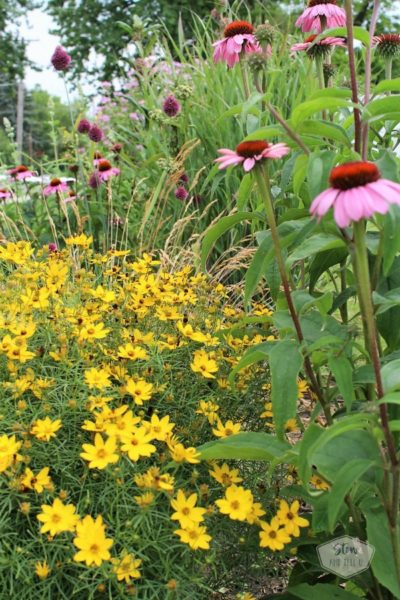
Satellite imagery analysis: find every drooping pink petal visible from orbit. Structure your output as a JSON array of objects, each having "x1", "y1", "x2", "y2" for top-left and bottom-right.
[
  {"x1": 310, "y1": 187, "x2": 338, "y2": 219},
  {"x1": 243, "y1": 158, "x2": 256, "y2": 171}
]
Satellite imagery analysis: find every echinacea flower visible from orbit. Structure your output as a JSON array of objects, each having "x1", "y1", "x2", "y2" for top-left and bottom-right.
[
  {"x1": 215, "y1": 140, "x2": 290, "y2": 172},
  {"x1": 295, "y1": 0, "x2": 346, "y2": 33},
  {"x1": 372, "y1": 34, "x2": 400, "y2": 58},
  {"x1": 0, "y1": 188, "x2": 12, "y2": 200},
  {"x1": 310, "y1": 161, "x2": 400, "y2": 228},
  {"x1": 213, "y1": 21, "x2": 260, "y2": 68},
  {"x1": 291, "y1": 34, "x2": 346, "y2": 58},
  {"x1": 43, "y1": 178, "x2": 70, "y2": 196},
  {"x1": 96, "y1": 159, "x2": 120, "y2": 182},
  {"x1": 51, "y1": 46, "x2": 72, "y2": 71},
  {"x1": 7, "y1": 165, "x2": 34, "y2": 180}
]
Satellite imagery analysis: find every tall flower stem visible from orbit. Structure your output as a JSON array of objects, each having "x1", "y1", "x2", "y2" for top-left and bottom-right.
[
  {"x1": 239, "y1": 59, "x2": 251, "y2": 99},
  {"x1": 361, "y1": 0, "x2": 380, "y2": 160},
  {"x1": 344, "y1": 0, "x2": 362, "y2": 154},
  {"x1": 254, "y1": 164, "x2": 331, "y2": 424},
  {"x1": 385, "y1": 57, "x2": 393, "y2": 82},
  {"x1": 352, "y1": 220, "x2": 400, "y2": 581}
]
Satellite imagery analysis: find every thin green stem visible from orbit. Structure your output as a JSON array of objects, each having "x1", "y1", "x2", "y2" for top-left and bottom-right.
[
  {"x1": 254, "y1": 164, "x2": 331, "y2": 424},
  {"x1": 239, "y1": 58, "x2": 251, "y2": 99}
]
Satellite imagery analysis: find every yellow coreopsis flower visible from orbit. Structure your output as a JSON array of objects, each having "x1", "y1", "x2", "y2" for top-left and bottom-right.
[
  {"x1": 190, "y1": 349, "x2": 218, "y2": 379},
  {"x1": 31, "y1": 417, "x2": 62, "y2": 441},
  {"x1": 117, "y1": 342, "x2": 149, "y2": 361},
  {"x1": 37, "y1": 498, "x2": 79, "y2": 536},
  {"x1": 168, "y1": 442, "x2": 200, "y2": 464},
  {"x1": 215, "y1": 485, "x2": 254, "y2": 521},
  {"x1": 73, "y1": 515, "x2": 113, "y2": 566},
  {"x1": 20, "y1": 466, "x2": 52, "y2": 493},
  {"x1": 276, "y1": 499, "x2": 309, "y2": 537},
  {"x1": 143, "y1": 414, "x2": 174, "y2": 441},
  {"x1": 80, "y1": 434, "x2": 119, "y2": 469},
  {"x1": 209, "y1": 463, "x2": 243, "y2": 486},
  {"x1": 112, "y1": 552, "x2": 142, "y2": 583},
  {"x1": 174, "y1": 524, "x2": 211, "y2": 550},
  {"x1": 170, "y1": 490, "x2": 206, "y2": 529},
  {"x1": 84, "y1": 367, "x2": 111, "y2": 390},
  {"x1": 0, "y1": 434, "x2": 22, "y2": 472},
  {"x1": 125, "y1": 378, "x2": 153, "y2": 405},
  {"x1": 212, "y1": 419, "x2": 241, "y2": 438},
  {"x1": 134, "y1": 492, "x2": 155, "y2": 508},
  {"x1": 79, "y1": 322, "x2": 110, "y2": 342},
  {"x1": 120, "y1": 427, "x2": 156, "y2": 461},
  {"x1": 66, "y1": 234, "x2": 93, "y2": 249},
  {"x1": 259, "y1": 517, "x2": 292, "y2": 551},
  {"x1": 35, "y1": 561, "x2": 51, "y2": 579}
]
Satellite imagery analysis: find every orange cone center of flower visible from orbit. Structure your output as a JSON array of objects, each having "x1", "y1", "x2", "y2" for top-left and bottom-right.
[
  {"x1": 98, "y1": 159, "x2": 112, "y2": 171},
  {"x1": 236, "y1": 140, "x2": 269, "y2": 158},
  {"x1": 308, "y1": 0, "x2": 337, "y2": 6},
  {"x1": 375, "y1": 34, "x2": 400, "y2": 45},
  {"x1": 16, "y1": 165, "x2": 28, "y2": 172},
  {"x1": 269, "y1": 530, "x2": 277, "y2": 538},
  {"x1": 329, "y1": 162, "x2": 380, "y2": 190},
  {"x1": 305, "y1": 34, "x2": 318, "y2": 43},
  {"x1": 90, "y1": 544, "x2": 99, "y2": 553},
  {"x1": 0, "y1": 189, "x2": 9, "y2": 193},
  {"x1": 224, "y1": 21, "x2": 254, "y2": 38},
  {"x1": 50, "y1": 178, "x2": 62, "y2": 186}
]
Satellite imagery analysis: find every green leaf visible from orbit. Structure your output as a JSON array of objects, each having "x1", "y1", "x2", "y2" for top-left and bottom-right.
[
  {"x1": 298, "y1": 120, "x2": 351, "y2": 147},
  {"x1": 197, "y1": 432, "x2": 291, "y2": 461},
  {"x1": 316, "y1": 26, "x2": 370, "y2": 46},
  {"x1": 244, "y1": 126, "x2": 284, "y2": 141},
  {"x1": 201, "y1": 212, "x2": 260, "y2": 270},
  {"x1": 288, "y1": 583, "x2": 362, "y2": 600},
  {"x1": 327, "y1": 459, "x2": 376, "y2": 532},
  {"x1": 328, "y1": 355, "x2": 356, "y2": 411},
  {"x1": 292, "y1": 98, "x2": 352, "y2": 128},
  {"x1": 310, "y1": 247, "x2": 348, "y2": 291},
  {"x1": 228, "y1": 341, "x2": 274, "y2": 382},
  {"x1": 307, "y1": 151, "x2": 336, "y2": 200},
  {"x1": 366, "y1": 507, "x2": 400, "y2": 597},
  {"x1": 265, "y1": 256, "x2": 281, "y2": 302},
  {"x1": 308, "y1": 87, "x2": 353, "y2": 101},
  {"x1": 363, "y1": 96, "x2": 400, "y2": 121},
  {"x1": 374, "y1": 77, "x2": 400, "y2": 94},
  {"x1": 237, "y1": 174, "x2": 254, "y2": 210},
  {"x1": 287, "y1": 234, "x2": 346, "y2": 265},
  {"x1": 298, "y1": 423, "x2": 325, "y2": 484},
  {"x1": 382, "y1": 205, "x2": 400, "y2": 276},
  {"x1": 375, "y1": 150, "x2": 399, "y2": 181},
  {"x1": 270, "y1": 340, "x2": 303, "y2": 438},
  {"x1": 244, "y1": 233, "x2": 273, "y2": 305},
  {"x1": 379, "y1": 392, "x2": 400, "y2": 405},
  {"x1": 381, "y1": 359, "x2": 400, "y2": 393},
  {"x1": 293, "y1": 154, "x2": 309, "y2": 196}
]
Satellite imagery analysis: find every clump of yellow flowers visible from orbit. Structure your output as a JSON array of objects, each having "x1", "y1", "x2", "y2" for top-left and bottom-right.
[{"x1": 0, "y1": 239, "x2": 312, "y2": 596}]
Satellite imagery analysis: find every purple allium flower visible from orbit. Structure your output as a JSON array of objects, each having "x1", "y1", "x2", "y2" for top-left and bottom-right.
[
  {"x1": 77, "y1": 118, "x2": 91, "y2": 134},
  {"x1": 89, "y1": 172, "x2": 102, "y2": 189},
  {"x1": 88, "y1": 124, "x2": 104, "y2": 142},
  {"x1": 162, "y1": 95, "x2": 181, "y2": 117},
  {"x1": 51, "y1": 46, "x2": 72, "y2": 71},
  {"x1": 179, "y1": 173, "x2": 189, "y2": 184},
  {"x1": 48, "y1": 243, "x2": 58, "y2": 253},
  {"x1": 175, "y1": 186, "x2": 189, "y2": 201}
]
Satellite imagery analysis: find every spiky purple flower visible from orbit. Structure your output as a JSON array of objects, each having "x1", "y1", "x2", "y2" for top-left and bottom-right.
[
  {"x1": 77, "y1": 118, "x2": 91, "y2": 134},
  {"x1": 162, "y1": 95, "x2": 181, "y2": 117},
  {"x1": 48, "y1": 243, "x2": 58, "y2": 253},
  {"x1": 175, "y1": 186, "x2": 189, "y2": 201},
  {"x1": 51, "y1": 46, "x2": 72, "y2": 71},
  {"x1": 88, "y1": 124, "x2": 104, "y2": 142}
]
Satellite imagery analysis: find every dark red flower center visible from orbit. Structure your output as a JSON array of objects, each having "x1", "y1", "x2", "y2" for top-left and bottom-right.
[
  {"x1": 98, "y1": 159, "x2": 112, "y2": 171},
  {"x1": 308, "y1": 0, "x2": 337, "y2": 6},
  {"x1": 50, "y1": 178, "x2": 62, "y2": 186},
  {"x1": 305, "y1": 34, "x2": 318, "y2": 43},
  {"x1": 329, "y1": 162, "x2": 380, "y2": 190},
  {"x1": 224, "y1": 21, "x2": 254, "y2": 38},
  {"x1": 0, "y1": 189, "x2": 9, "y2": 194},
  {"x1": 236, "y1": 140, "x2": 269, "y2": 158},
  {"x1": 375, "y1": 34, "x2": 400, "y2": 45},
  {"x1": 16, "y1": 165, "x2": 28, "y2": 173}
]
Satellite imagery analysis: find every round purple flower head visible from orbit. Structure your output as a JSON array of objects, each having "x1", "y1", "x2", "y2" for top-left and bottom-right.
[
  {"x1": 162, "y1": 95, "x2": 181, "y2": 117},
  {"x1": 88, "y1": 124, "x2": 104, "y2": 143},
  {"x1": 175, "y1": 186, "x2": 189, "y2": 201},
  {"x1": 88, "y1": 172, "x2": 102, "y2": 189},
  {"x1": 51, "y1": 46, "x2": 72, "y2": 71},
  {"x1": 179, "y1": 173, "x2": 189, "y2": 185},
  {"x1": 77, "y1": 119, "x2": 91, "y2": 134},
  {"x1": 48, "y1": 243, "x2": 58, "y2": 253}
]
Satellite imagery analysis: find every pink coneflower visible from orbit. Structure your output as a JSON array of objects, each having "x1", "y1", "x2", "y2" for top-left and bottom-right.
[
  {"x1": 175, "y1": 186, "x2": 189, "y2": 200},
  {"x1": 213, "y1": 21, "x2": 260, "y2": 68},
  {"x1": 96, "y1": 159, "x2": 120, "y2": 182},
  {"x1": 0, "y1": 188, "x2": 12, "y2": 201},
  {"x1": 43, "y1": 177, "x2": 70, "y2": 196},
  {"x1": 310, "y1": 162, "x2": 400, "y2": 228},
  {"x1": 295, "y1": 0, "x2": 346, "y2": 33},
  {"x1": 51, "y1": 46, "x2": 72, "y2": 71},
  {"x1": 88, "y1": 124, "x2": 104, "y2": 142},
  {"x1": 65, "y1": 190, "x2": 78, "y2": 203},
  {"x1": 77, "y1": 118, "x2": 91, "y2": 134},
  {"x1": 215, "y1": 140, "x2": 290, "y2": 172},
  {"x1": 162, "y1": 95, "x2": 181, "y2": 117},
  {"x1": 372, "y1": 34, "x2": 400, "y2": 57},
  {"x1": 7, "y1": 165, "x2": 34, "y2": 180},
  {"x1": 291, "y1": 34, "x2": 346, "y2": 57}
]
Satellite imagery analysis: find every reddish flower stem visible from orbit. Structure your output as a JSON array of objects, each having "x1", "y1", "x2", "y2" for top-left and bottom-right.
[{"x1": 344, "y1": 0, "x2": 362, "y2": 154}]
